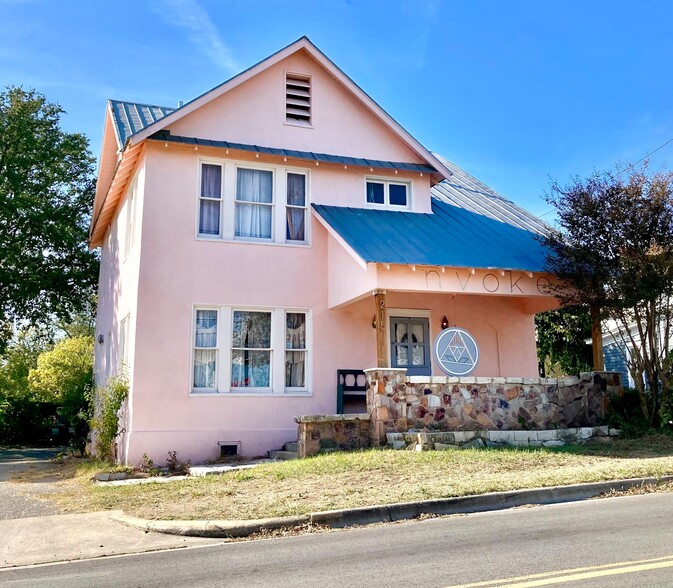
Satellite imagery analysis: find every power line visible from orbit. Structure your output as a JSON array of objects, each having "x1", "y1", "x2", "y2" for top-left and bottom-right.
[{"x1": 633, "y1": 136, "x2": 673, "y2": 165}]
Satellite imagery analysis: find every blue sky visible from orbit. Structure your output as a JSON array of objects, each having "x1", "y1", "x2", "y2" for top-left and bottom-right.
[{"x1": 1, "y1": 0, "x2": 673, "y2": 218}]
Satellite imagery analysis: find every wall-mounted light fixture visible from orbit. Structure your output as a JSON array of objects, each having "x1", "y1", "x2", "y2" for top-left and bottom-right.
[
  {"x1": 441, "y1": 316, "x2": 449, "y2": 330},
  {"x1": 372, "y1": 316, "x2": 377, "y2": 329}
]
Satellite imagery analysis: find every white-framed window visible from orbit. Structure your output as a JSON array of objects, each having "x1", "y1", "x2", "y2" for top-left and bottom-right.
[
  {"x1": 195, "y1": 158, "x2": 310, "y2": 246},
  {"x1": 285, "y1": 311, "x2": 307, "y2": 388},
  {"x1": 190, "y1": 306, "x2": 310, "y2": 394},
  {"x1": 193, "y1": 309, "x2": 219, "y2": 390},
  {"x1": 286, "y1": 172, "x2": 307, "y2": 242},
  {"x1": 366, "y1": 178, "x2": 410, "y2": 208},
  {"x1": 198, "y1": 163, "x2": 223, "y2": 237},
  {"x1": 235, "y1": 167, "x2": 274, "y2": 240},
  {"x1": 231, "y1": 310, "x2": 272, "y2": 389},
  {"x1": 123, "y1": 178, "x2": 137, "y2": 259},
  {"x1": 119, "y1": 314, "x2": 130, "y2": 370}
]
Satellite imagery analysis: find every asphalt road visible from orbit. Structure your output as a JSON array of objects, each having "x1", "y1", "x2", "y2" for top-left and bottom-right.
[
  {"x1": 0, "y1": 448, "x2": 63, "y2": 520},
  {"x1": 3, "y1": 491, "x2": 673, "y2": 587}
]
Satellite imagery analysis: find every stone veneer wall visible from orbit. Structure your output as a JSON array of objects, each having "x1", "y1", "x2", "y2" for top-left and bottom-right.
[
  {"x1": 365, "y1": 369, "x2": 623, "y2": 447},
  {"x1": 295, "y1": 414, "x2": 371, "y2": 458}
]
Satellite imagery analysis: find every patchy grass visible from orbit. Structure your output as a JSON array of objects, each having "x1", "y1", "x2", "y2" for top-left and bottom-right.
[{"x1": 42, "y1": 435, "x2": 673, "y2": 521}]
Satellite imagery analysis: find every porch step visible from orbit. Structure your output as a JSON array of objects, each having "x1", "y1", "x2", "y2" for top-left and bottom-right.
[
  {"x1": 284, "y1": 442, "x2": 298, "y2": 453},
  {"x1": 269, "y1": 450, "x2": 298, "y2": 460}
]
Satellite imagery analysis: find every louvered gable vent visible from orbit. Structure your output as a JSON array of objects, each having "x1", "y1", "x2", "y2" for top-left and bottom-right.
[{"x1": 286, "y1": 72, "x2": 311, "y2": 124}]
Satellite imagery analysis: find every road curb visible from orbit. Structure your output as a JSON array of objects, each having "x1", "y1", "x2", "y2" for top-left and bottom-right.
[{"x1": 112, "y1": 475, "x2": 673, "y2": 538}]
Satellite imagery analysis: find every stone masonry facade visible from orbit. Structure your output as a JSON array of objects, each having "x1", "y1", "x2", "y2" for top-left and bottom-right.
[
  {"x1": 364, "y1": 369, "x2": 623, "y2": 447},
  {"x1": 295, "y1": 414, "x2": 370, "y2": 458}
]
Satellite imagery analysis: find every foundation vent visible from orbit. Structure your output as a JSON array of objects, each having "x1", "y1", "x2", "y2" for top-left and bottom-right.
[
  {"x1": 285, "y1": 72, "x2": 311, "y2": 125},
  {"x1": 218, "y1": 441, "x2": 240, "y2": 457}
]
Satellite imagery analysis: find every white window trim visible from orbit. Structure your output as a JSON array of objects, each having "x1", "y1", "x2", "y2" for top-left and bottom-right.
[
  {"x1": 190, "y1": 305, "x2": 312, "y2": 396},
  {"x1": 364, "y1": 176, "x2": 412, "y2": 210},
  {"x1": 123, "y1": 177, "x2": 137, "y2": 261},
  {"x1": 191, "y1": 307, "x2": 220, "y2": 393},
  {"x1": 196, "y1": 160, "x2": 225, "y2": 239},
  {"x1": 194, "y1": 156, "x2": 312, "y2": 246}
]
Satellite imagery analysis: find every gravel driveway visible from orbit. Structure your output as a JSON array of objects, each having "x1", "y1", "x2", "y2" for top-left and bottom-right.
[{"x1": 0, "y1": 448, "x2": 64, "y2": 520}]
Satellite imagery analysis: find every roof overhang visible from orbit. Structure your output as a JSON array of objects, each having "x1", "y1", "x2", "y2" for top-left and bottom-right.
[{"x1": 89, "y1": 141, "x2": 144, "y2": 248}]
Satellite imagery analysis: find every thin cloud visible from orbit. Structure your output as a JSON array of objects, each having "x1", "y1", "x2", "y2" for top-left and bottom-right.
[{"x1": 153, "y1": 0, "x2": 239, "y2": 73}]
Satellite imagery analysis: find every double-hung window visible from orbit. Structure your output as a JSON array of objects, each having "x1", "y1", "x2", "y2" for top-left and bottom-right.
[
  {"x1": 193, "y1": 309, "x2": 218, "y2": 390},
  {"x1": 366, "y1": 178, "x2": 409, "y2": 208},
  {"x1": 199, "y1": 164, "x2": 222, "y2": 236},
  {"x1": 285, "y1": 312, "x2": 307, "y2": 388},
  {"x1": 286, "y1": 173, "x2": 307, "y2": 242},
  {"x1": 231, "y1": 310, "x2": 272, "y2": 389},
  {"x1": 191, "y1": 307, "x2": 310, "y2": 394},
  {"x1": 235, "y1": 168, "x2": 273, "y2": 239}
]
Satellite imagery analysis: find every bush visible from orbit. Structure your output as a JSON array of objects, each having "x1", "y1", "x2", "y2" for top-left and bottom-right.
[
  {"x1": 607, "y1": 387, "x2": 652, "y2": 437},
  {"x1": 91, "y1": 375, "x2": 128, "y2": 460}
]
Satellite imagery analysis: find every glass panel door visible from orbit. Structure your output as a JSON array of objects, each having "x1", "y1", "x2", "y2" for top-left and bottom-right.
[{"x1": 390, "y1": 317, "x2": 431, "y2": 376}]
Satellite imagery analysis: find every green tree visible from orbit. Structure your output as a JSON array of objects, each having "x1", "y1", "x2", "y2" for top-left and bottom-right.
[
  {"x1": 28, "y1": 335, "x2": 94, "y2": 450},
  {"x1": 535, "y1": 307, "x2": 593, "y2": 376},
  {"x1": 0, "y1": 87, "x2": 99, "y2": 346},
  {"x1": 543, "y1": 165, "x2": 673, "y2": 425},
  {"x1": 0, "y1": 328, "x2": 53, "y2": 444}
]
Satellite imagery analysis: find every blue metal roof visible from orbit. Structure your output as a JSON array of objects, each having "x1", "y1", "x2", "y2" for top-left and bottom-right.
[
  {"x1": 149, "y1": 131, "x2": 437, "y2": 173},
  {"x1": 109, "y1": 100, "x2": 175, "y2": 145},
  {"x1": 312, "y1": 201, "x2": 548, "y2": 272}
]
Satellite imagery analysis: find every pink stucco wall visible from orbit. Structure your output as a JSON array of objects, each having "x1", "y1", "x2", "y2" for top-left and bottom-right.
[{"x1": 169, "y1": 49, "x2": 425, "y2": 165}]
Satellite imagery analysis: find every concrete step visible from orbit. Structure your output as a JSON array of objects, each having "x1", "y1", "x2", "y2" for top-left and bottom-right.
[
  {"x1": 284, "y1": 442, "x2": 298, "y2": 453},
  {"x1": 269, "y1": 450, "x2": 299, "y2": 461}
]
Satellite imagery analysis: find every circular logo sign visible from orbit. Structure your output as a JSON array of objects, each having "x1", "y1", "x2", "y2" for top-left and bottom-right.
[{"x1": 434, "y1": 328, "x2": 479, "y2": 376}]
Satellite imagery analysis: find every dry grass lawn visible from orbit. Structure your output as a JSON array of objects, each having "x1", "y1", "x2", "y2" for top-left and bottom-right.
[{"x1": 32, "y1": 435, "x2": 673, "y2": 521}]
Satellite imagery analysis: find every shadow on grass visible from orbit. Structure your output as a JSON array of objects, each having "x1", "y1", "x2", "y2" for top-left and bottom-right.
[{"x1": 483, "y1": 432, "x2": 673, "y2": 460}]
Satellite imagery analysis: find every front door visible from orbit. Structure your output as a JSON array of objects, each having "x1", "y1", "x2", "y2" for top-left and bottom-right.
[{"x1": 390, "y1": 317, "x2": 431, "y2": 376}]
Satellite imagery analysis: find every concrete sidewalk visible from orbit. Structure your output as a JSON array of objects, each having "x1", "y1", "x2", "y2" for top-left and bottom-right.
[{"x1": 0, "y1": 511, "x2": 220, "y2": 568}]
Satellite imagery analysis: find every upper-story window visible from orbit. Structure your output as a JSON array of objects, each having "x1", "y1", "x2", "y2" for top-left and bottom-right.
[
  {"x1": 366, "y1": 178, "x2": 410, "y2": 209},
  {"x1": 197, "y1": 159, "x2": 310, "y2": 245},
  {"x1": 199, "y1": 164, "x2": 222, "y2": 236},
  {"x1": 235, "y1": 168, "x2": 273, "y2": 239},
  {"x1": 286, "y1": 173, "x2": 307, "y2": 241},
  {"x1": 123, "y1": 177, "x2": 137, "y2": 259}
]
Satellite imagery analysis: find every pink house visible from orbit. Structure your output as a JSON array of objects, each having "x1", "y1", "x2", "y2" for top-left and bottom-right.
[{"x1": 90, "y1": 37, "x2": 557, "y2": 464}]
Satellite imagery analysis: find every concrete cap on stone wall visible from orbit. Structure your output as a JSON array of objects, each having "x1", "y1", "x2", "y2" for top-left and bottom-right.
[{"x1": 295, "y1": 414, "x2": 370, "y2": 424}]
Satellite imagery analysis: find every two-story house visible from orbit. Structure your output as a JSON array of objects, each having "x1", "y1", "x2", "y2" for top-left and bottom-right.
[{"x1": 90, "y1": 37, "x2": 557, "y2": 464}]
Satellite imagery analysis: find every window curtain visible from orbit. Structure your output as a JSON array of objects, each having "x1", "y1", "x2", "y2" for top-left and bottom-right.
[
  {"x1": 236, "y1": 169, "x2": 272, "y2": 238},
  {"x1": 231, "y1": 311, "x2": 271, "y2": 387},
  {"x1": 194, "y1": 310, "x2": 217, "y2": 388},
  {"x1": 286, "y1": 173, "x2": 306, "y2": 241},
  {"x1": 285, "y1": 313, "x2": 306, "y2": 387},
  {"x1": 199, "y1": 165, "x2": 221, "y2": 235}
]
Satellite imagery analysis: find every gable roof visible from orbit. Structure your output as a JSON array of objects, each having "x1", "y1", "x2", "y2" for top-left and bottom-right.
[
  {"x1": 110, "y1": 36, "x2": 451, "y2": 180},
  {"x1": 109, "y1": 100, "x2": 175, "y2": 146}
]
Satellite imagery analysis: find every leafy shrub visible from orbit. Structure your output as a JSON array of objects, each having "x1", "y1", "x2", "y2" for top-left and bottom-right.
[
  {"x1": 91, "y1": 375, "x2": 128, "y2": 460},
  {"x1": 607, "y1": 387, "x2": 651, "y2": 437}
]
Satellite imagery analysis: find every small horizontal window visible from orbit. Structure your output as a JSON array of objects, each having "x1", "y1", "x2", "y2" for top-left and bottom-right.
[{"x1": 366, "y1": 179, "x2": 409, "y2": 208}]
